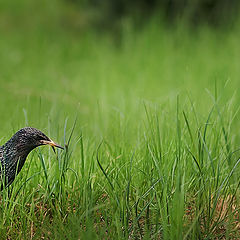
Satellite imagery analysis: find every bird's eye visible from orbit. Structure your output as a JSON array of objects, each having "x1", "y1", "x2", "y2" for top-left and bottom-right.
[{"x1": 36, "y1": 135, "x2": 45, "y2": 141}]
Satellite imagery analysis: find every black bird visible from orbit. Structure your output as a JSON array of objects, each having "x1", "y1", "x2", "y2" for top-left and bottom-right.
[{"x1": 0, "y1": 127, "x2": 63, "y2": 188}]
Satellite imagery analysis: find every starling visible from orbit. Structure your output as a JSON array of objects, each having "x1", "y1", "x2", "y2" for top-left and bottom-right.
[{"x1": 0, "y1": 127, "x2": 63, "y2": 188}]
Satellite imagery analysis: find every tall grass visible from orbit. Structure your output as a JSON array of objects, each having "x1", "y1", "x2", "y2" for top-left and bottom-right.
[{"x1": 0, "y1": 1, "x2": 240, "y2": 239}]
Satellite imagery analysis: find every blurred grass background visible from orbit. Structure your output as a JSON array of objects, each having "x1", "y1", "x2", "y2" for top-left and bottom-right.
[
  {"x1": 1, "y1": 0, "x2": 240, "y2": 239},
  {"x1": 1, "y1": 0, "x2": 240, "y2": 129}
]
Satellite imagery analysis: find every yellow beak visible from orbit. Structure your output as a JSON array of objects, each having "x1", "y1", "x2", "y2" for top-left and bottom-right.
[{"x1": 40, "y1": 140, "x2": 64, "y2": 150}]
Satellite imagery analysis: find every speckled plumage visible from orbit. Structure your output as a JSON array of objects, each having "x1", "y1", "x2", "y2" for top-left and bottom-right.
[{"x1": 0, "y1": 127, "x2": 62, "y2": 188}]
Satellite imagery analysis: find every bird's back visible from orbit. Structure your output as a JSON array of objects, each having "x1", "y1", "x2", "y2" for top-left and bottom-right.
[
  {"x1": 0, "y1": 145, "x2": 3, "y2": 168},
  {"x1": 0, "y1": 146, "x2": 5, "y2": 187}
]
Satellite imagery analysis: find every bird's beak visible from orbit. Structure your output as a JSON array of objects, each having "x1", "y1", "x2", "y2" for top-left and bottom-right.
[{"x1": 40, "y1": 140, "x2": 64, "y2": 150}]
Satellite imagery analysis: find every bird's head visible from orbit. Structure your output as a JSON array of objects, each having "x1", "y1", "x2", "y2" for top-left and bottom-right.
[
  {"x1": 10, "y1": 127, "x2": 64, "y2": 152},
  {"x1": 0, "y1": 127, "x2": 63, "y2": 188}
]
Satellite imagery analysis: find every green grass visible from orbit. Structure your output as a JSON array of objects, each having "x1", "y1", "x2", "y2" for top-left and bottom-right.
[{"x1": 1, "y1": 1, "x2": 240, "y2": 239}]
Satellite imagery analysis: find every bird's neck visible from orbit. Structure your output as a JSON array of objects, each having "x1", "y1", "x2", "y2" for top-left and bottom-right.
[{"x1": 2, "y1": 140, "x2": 35, "y2": 172}]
